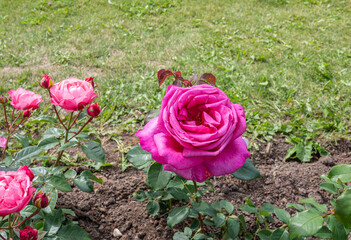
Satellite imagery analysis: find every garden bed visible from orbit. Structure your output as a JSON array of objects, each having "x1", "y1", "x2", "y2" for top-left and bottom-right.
[{"x1": 57, "y1": 136, "x2": 351, "y2": 240}]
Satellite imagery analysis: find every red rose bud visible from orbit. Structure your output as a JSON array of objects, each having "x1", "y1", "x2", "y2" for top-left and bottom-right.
[
  {"x1": 0, "y1": 95, "x2": 8, "y2": 104},
  {"x1": 23, "y1": 110, "x2": 31, "y2": 118},
  {"x1": 18, "y1": 165, "x2": 35, "y2": 181},
  {"x1": 34, "y1": 191, "x2": 49, "y2": 209},
  {"x1": 87, "y1": 102, "x2": 101, "y2": 117},
  {"x1": 40, "y1": 74, "x2": 53, "y2": 89},
  {"x1": 20, "y1": 226, "x2": 38, "y2": 240},
  {"x1": 85, "y1": 77, "x2": 95, "y2": 88}
]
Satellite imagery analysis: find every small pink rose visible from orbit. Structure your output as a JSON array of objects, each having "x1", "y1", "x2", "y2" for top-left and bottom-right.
[
  {"x1": 0, "y1": 137, "x2": 6, "y2": 148},
  {"x1": 20, "y1": 226, "x2": 38, "y2": 240},
  {"x1": 34, "y1": 191, "x2": 49, "y2": 209},
  {"x1": 50, "y1": 78, "x2": 99, "y2": 112},
  {"x1": 0, "y1": 167, "x2": 36, "y2": 216},
  {"x1": 40, "y1": 74, "x2": 53, "y2": 89},
  {"x1": 7, "y1": 88, "x2": 42, "y2": 110},
  {"x1": 87, "y1": 102, "x2": 101, "y2": 117},
  {"x1": 136, "y1": 84, "x2": 250, "y2": 182}
]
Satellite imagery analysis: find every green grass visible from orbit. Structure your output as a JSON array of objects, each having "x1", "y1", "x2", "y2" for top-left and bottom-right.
[{"x1": 0, "y1": 0, "x2": 350, "y2": 145}]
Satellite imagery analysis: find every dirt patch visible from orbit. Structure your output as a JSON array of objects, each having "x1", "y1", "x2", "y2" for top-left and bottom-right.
[{"x1": 57, "y1": 135, "x2": 351, "y2": 240}]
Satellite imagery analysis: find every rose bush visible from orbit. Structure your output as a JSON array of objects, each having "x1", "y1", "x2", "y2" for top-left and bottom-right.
[
  {"x1": 50, "y1": 78, "x2": 98, "y2": 112},
  {"x1": 0, "y1": 166, "x2": 36, "y2": 216},
  {"x1": 136, "y1": 84, "x2": 250, "y2": 182},
  {"x1": 7, "y1": 88, "x2": 42, "y2": 110}
]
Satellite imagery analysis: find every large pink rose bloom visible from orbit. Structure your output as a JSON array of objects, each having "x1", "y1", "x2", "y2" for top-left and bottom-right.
[
  {"x1": 50, "y1": 78, "x2": 99, "y2": 112},
  {"x1": 7, "y1": 88, "x2": 42, "y2": 110},
  {"x1": 0, "y1": 167, "x2": 36, "y2": 216},
  {"x1": 136, "y1": 84, "x2": 250, "y2": 182}
]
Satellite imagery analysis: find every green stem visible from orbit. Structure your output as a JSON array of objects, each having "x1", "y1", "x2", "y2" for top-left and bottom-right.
[
  {"x1": 8, "y1": 214, "x2": 14, "y2": 239},
  {"x1": 193, "y1": 180, "x2": 204, "y2": 231},
  {"x1": 2, "y1": 105, "x2": 9, "y2": 131},
  {"x1": 53, "y1": 113, "x2": 73, "y2": 167}
]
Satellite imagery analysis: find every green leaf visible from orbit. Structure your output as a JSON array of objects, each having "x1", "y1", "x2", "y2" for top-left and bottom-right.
[
  {"x1": 47, "y1": 174, "x2": 72, "y2": 192},
  {"x1": 232, "y1": 159, "x2": 261, "y2": 181},
  {"x1": 214, "y1": 213, "x2": 226, "y2": 227},
  {"x1": 212, "y1": 200, "x2": 234, "y2": 214},
  {"x1": 274, "y1": 208, "x2": 291, "y2": 224},
  {"x1": 167, "y1": 187, "x2": 189, "y2": 202},
  {"x1": 326, "y1": 215, "x2": 347, "y2": 239},
  {"x1": 58, "y1": 224, "x2": 91, "y2": 240},
  {"x1": 44, "y1": 209, "x2": 65, "y2": 236},
  {"x1": 64, "y1": 169, "x2": 77, "y2": 179},
  {"x1": 38, "y1": 137, "x2": 60, "y2": 150},
  {"x1": 146, "y1": 200, "x2": 160, "y2": 216},
  {"x1": 285, "y1": 145, "x2": 297, "y2": 160},
  {"x1": 167, "y1": 176, "x2": 185, "y2": 189},
  {"x1": 239, "y1": 204, "x2": 257, "y2": 213},
  {"x1": 30, "y1": 116, "x2": 58, "y2": 124},
  {"x1": 133, "y1": 190, "x2": 146, "y2": 201},
  {"x1": 15, "y1": 146, "x2": 42, "y2": 162},
  {"x1": 80, "y1": 170, "x2": 103, "y2": 184},
  {"x1": 260, "y1": 203, "x2": 275, "y2": 214},
  {"x1": 184, "y1": 227, "x2": 192, "y2": 237},
  {"x1": 147, "y1": 162, "x2": 172, "y2": 190},
  {"x1": 299, "y1": 198, "x2": 328, "y2": 213},
  {"x1": 296, "y1": 142, "x2": 313, "y2": 162},
  {"x1": 335, "y1": 189, "x2": 351, "y2": 229},
  {"x1": 167, "y1": 206, "x2": 190, "y2": 228},
  {"x1": 13, "y1": 133, "x2": 29, "y2": 147},
  {"x1": 257, "y1": 230, "x2": 271, "y2": 240},
  {"x1": 227, "y1": 218, "x2": 240, "y2": 238},
  {"x1": 328, "y1": 164, "x2": 351, "y2": 183},
  {"x1": 81, "y1": 141, "x2": 105, "y2": 163},
  {"x1": 73, "y1": 176, "x2": 94, "y2": 192},
  {"x1": 315, "y1": 226, "x2": 332, "y2": 239},
  {"x1": 271, "y1": 228, "x2": 289, "y2": 240},
  {"x1": 288, "y1": 210, "x2": 324, "y2": 239},
  {"x1": 57, "y1": 138, "x2": 78, "y2": 152},
  {"x1": 193, "y1": 233, "x2": 207, "y2": 239},
  {"x1": 62, "y1": 208, "x2": 76, "y2": 216},
  {"x1": 42, "y1": 128, "x2": 64, "y2": 138},
  {"x1": 126, "y1": 144, "x2": 154, "y2": 169},
  {"x1": 173, "y1": 232, "x2": 189, "y2": 240},
  {"x1": 193, "y1": 201, "x2": 217, "y2": 217},
  {"x1": 286, "y1": 203, "x2": 305, "y2": 211},
  {"x1": 318, "y1": 182, "x2": 339, "y2": 194}
]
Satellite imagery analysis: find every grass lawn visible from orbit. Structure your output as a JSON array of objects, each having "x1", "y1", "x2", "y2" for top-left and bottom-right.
[{"x1": 0, "y1": 0, "x2": 350, "y2": 152}]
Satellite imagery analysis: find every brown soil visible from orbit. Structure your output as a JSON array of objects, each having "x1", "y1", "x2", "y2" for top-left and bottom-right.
[{"x1": 57, "y1": 135, "x2": 351, "y2": 240}]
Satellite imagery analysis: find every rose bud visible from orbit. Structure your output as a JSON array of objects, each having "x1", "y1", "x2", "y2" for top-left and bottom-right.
[
  {"x1": 0, "y1": 95, "x2": 8, "y2": 104},
  {"x1": 85, "y1": 77, "x2": 95, "y2": 88},
  {"x1": 87, "y1": 102, "x2": 101, "y2": 117},
  {"x1": 23, "y1": 110, "x2": 31, "y2": 118},
  {"x1": 19, "y1": 226, "x2": 38, "y2": 240},
  {"x1": 34, "y1": 191, "x2": 49, "y2": 209},
  {"x1": 40, "y1": 74, "x2": 53, "y2": 89},
  {"x1": 18, "y1": 165, "x2": 35, "y2": 181}
]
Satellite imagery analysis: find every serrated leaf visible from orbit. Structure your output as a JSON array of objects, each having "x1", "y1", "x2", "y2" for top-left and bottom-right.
[
  {"x1": 42, "y1": 128, "x2": 64, "y2": 138},
  {"x1": 64, "y1": 169, "x2": 77, "y2": 179},
  {"x1": 214, "y1": 213, "x2": 226, "y2": 227},
  {"x1": 126, "y1": 144, "x2": 154, "y2": 169},
  {"x1": 14, "y1": 133, "x2": 29, "y2": 147},
  {"x1": 173, "y1": 232, "x2": 189, "y2": 240},
  {"x1": 73, "y1": 176, "x2": 94, "y2": 192},
  {"x1": 227, "y1": 218, "x2": 240, "y2": 238},
  {"x1": 167, "y1": 187, "x2": 189, "y2": 202},
  {"x1": 335, "y1": 189, "x2": 351, "y2": 229},
  {"x1": 47, "y1": 174, "x2": 72, "y2": 192},
  {"x1": 193, "y1": 233, "x2": 207, "y2": 240},
  {"x1": 15, "y1": 146, "x2": 42, "y2": 162},
  {"x1": 286, "y1": 203, "x2": 305, "y2": 211},
  {"x1": 147, "y1": 162, "x2": 172, "y2": 190},
  {"x1": 328, "y1": 164, "x2": 351, "y2": 183},
  {"x1": 30, "y1": 116, "x2": 58, "y2": 124},
  {"x1": 326, "y1": 215, "x2": 347, "y2": 239},
  {"x1": 315, "y1": 226, "x2": 332, "y2": 239},
  {"x1": 239, "y1": 204, "x2": 257, "y2": 213},
  {"x1": 299, "y1": 198, "x2": 328, "y2": 213},
  {"x1": 44, "y1": 209, "x2": 65, "y2": 236},
  {"x1": 57, "y1": 224, "x2": 91, "y2": 240},
  {"x1": 133, "y1": 190, "x2": 146, "y2": 201},
  {"x1": 146, "y1": 200, "x2": 160, "y2": 216},
  {"x1": 158, "y1": 69, "x2": 174, "y2": 87},
  {"x1": 318, "y1": 182, "x2": 339, "y2": 194},
  {"x1": 288, "y1": 210, "x2": 324, "y2": 239},
  {"x1": 38, "y1": 137, "x2": 60, "y2": 150},
  {"x1": 274, "y1": 208, "x2": 291, "y2": 224},
  {"x1": 57, "y1": 138, "x2": 78, "y2": 152},
  {"x1": 232, "y1": 159, "x2": 261, "y2": 181},
  {"x1": 212, "y1": 200, "x2": 234, "y2": 214},
  {"x1": 199, "y1": 73, "x2": 216, "y2": 86},
  {"x1": 167, "y1": 206, "x2": 190, "y2": 228},
  {"x1": 80, "y1": 170, "x2": 103, "y2": 184},
  {"x1": 271, "y1": 228, "x2": 289, "y2": 240},
  {"x1": 81, "y1": 141, "x2": 105, "y2": 163},
  {"x1": 193, "y1": 201, "x2": 217, "y2": 217}
]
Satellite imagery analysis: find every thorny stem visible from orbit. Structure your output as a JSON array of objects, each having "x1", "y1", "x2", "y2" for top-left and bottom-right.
[
  {"x1": 66, "y1": 117, "x2": 93, "y2": 142},
  {"x1": 52, "y1": 105, "x2": 67, "y2": 131},
  {"x1": 10, "y1": 107, "x2": 14, "y2": 126},
  {"x1": 13, "y1": 209, "x2": 40, "y2": 228},
  {"x1": 9, "y1": 110, "x2": 20, "y2": 131},
  {"x1": 69, "y1": 108, "x2": 83, "y2": 129},
  {"x1": 3, "y1": 105, "x2": 9, "y2": 131},
  {"x1": 193, "y1": 180, "x2": 204, "y2": 231}
]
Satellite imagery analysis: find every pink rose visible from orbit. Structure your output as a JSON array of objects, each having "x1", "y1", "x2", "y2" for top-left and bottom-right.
[
  {"x1": 18, "y1": 165, "x2": 35, "y2": 181},
  {"x1": 7, "y1": 88, "x2": 42, "y2": 110},
  {"x1": 50, "y1": 78, "x2": 99, "y2": 112},
  {"x1": 0, "y1": 137, "x2": 6, "y2": 148},
  {"x1": 0, "y1": 167, "x2": 36, "y2": 216},
  {"x1": 20, "y1": 226, "x2": 38, "y2": 240},
  {"x1": 136, "y1": 84, "x2": 250, "y2": 182}
]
